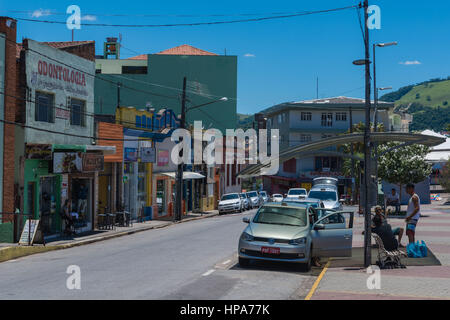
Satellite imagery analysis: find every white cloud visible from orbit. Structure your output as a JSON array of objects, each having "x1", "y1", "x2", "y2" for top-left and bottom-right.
[
  {"x1": 31, "y1": 9, "x2": 52, "y2": 18},
  {"x1": 244, "y1": 53, "x2": 255, "y2": 58},
  {"x1": 81, "y1": 15, "x2": 97, "y2": 22},
  {"x1": 399, "y1": 60, "x2": 422, "y2": 65}
]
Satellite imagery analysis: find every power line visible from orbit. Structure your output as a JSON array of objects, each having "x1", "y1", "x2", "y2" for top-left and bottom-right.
[{"x1": 10, "y1": 5, "x2": 359, "y2": 28}]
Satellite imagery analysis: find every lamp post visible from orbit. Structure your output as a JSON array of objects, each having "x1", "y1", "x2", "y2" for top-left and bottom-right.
[
  {"x1": 372, "y1": 41, "x2": 397, "y2": 207},
  {"x1": 174, "y1": 76, "x2": 228, "y2": 221}
]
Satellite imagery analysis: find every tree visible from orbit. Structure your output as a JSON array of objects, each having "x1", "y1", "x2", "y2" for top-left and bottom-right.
[
  {"x1": 439, "y1": 159, "x2": 450, "y2": 193},
  {"x1": 377, "y1": 143, "x2": 432, "y2": 201}
]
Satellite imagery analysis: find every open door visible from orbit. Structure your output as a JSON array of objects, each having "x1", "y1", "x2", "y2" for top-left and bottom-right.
[{"x1": 311, "y1": 211, "x2": 354, "y2": 258}]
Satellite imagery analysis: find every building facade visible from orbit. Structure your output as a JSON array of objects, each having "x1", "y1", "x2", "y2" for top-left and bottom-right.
[{"x1": 262, "y1": 97, "x2": 395, "y2": 196}]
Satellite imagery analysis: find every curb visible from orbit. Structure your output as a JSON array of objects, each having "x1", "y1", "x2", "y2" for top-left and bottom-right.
[{"x1": 0, "y1": 211, "x2": 219, "y2": 263}]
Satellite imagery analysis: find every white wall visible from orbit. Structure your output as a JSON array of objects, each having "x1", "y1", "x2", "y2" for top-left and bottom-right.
[{"x1": 24, "y1": 40, "x2": 95, "y2": 146}]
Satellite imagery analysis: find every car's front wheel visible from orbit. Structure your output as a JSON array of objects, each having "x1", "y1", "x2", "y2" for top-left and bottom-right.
[{"x1": 239, "y1": 257, "x2": 250, "y2": 267}]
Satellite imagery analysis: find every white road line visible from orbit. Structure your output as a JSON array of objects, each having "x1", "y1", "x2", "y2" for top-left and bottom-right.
[
  {"x1": 222, "y1": 259, "x2": 231, "y2": 265},
  {"x1": 202, "y1": 269, "x2": 215, "y2": 277}
]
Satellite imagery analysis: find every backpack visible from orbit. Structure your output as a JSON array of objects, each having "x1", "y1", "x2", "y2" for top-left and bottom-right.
[{"x1": 407, "y1": 241, "x2": 428, "y2": 258}]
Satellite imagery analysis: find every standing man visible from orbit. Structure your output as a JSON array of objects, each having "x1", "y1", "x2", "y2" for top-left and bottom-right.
[
  {"x1": 386, "y1": 188, "x2": 400, "y2": 214},
  {"x1": 405, "y1": 183, "x2": 421, "y2": 244}
]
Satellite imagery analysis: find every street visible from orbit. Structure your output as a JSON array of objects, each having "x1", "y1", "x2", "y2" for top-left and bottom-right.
[{"x1": 0, "y1": 209, "x2": 318, "y2": 300}]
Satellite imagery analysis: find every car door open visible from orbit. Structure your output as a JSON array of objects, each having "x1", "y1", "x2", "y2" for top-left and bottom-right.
[{"x1": 311, "y1": 211, "x2": 354, "y2": 258}]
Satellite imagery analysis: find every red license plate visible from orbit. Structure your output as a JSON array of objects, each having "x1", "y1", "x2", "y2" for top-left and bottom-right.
[{"x1": 261, "y1": 247, "x2": 280, "y2": 255}]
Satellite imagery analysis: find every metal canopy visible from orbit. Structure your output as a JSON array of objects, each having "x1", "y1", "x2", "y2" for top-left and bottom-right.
[
  {"x1": 237, "y1": 132, "x2": 446, "y2": 178},
  {"x1": 161, "y1": 171, "x2": 205, "y2": 180}
]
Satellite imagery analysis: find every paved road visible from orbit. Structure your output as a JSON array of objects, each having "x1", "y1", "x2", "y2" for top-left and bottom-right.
[{"x1": 0, "y1": 209, "x2": 318, "y2": 300}]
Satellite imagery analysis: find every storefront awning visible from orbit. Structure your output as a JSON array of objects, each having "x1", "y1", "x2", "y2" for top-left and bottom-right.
[
  {"x1": 52, "y1": 144, "x2": 86, "y2": 152},
  {"x1": 86, "y1": 145, "x2": 116, "y2": 155},
  {"x1": 160, "y1": 172, "x2": 205, "y2": 180}
]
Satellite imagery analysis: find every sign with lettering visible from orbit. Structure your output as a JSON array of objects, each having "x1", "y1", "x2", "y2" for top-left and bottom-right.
[
  {"x1": 53, "y1": 152, "x2": 83, "y2": 173},
  {"x1": 25, "y1": 144, "x2": 52, "y2": 160},
  {"x1": 82, "y1": 153, "x2": 104, "y2": 172},
  {"x1": 141, "y1": 147, "x2": 156, "y2": 163},
  {"x1": 19, "y1": 219, "x2": 45, "y2": 246},
  {"x1": 157, "y1": 150, "x2": 169, "y2": 167}
]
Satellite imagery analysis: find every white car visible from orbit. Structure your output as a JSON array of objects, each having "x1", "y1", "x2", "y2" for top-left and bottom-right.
[
  {"x1": 286, "y1": 188, "x2": 308, "y2": 200},
  {"x1": 218, "y1": 193, "x2": 243, "y2": 214},
  {"x1": 271, "y1": 194, "x2": 284, "y2": 202},
  {"x1": 308, "y1": 186, "x2": 343, "y2": 211}
]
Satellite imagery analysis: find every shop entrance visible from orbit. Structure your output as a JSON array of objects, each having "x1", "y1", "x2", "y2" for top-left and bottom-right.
[
  {"x1": 39, "y1": 176, "x2": 59, "y2": 235},
  {"x1": 71, "y1": 178, "x2": 93, "y2": 231}
]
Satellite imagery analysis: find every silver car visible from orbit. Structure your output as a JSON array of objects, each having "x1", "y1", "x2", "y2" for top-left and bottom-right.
[
  {"x1": 240, "y1": 193, "x2": 250, "y2": 211},
  {"x1": 259, "y1": 191, "x2": 269, "y2": 203},
  {"x1": 308, "y1": 186, "x2": 343, "y2": 211},
  {"x1": 238, "y1": 203, "x2": 353, "y2": 271},
  {"x1": 246, "y1": 191, "x2": 262, "y2": 209}
]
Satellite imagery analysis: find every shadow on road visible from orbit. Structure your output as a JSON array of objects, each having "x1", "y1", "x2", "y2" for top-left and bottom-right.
[{"x1": 228, "y1": 260, "x2": 323, "y2": 276}]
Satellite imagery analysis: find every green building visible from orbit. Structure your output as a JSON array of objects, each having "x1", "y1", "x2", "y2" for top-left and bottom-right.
[{"x1": 95, "y1": 44, "x2": 238, "y2": 133}]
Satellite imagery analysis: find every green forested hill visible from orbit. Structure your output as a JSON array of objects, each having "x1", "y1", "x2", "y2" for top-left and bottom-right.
[{"x1": 380, "y1": 77, "x2": 450, "y2": 132}]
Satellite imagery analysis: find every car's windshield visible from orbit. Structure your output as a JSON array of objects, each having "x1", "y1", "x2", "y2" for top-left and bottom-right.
[
  {"x1": 273, "y1": 194, "x2": 283, "y2": 198},
  {"x1": 308, "y1": 191, "x2": 337, "y2": 201},
  {"x1": 253, "y1": 206, "x2": 307, "y2": 227},
  {"x1": 221, "y1": 194, "x2": 239, "y2": 201},
  {"x1": 260, "y1": 191, "x2": 267, "y2": 197},
  {"x1": 247, "y1": 192, "x2": 258, "y2": 197},
  {"x1": 288, "y1": 189, "x2": 306, "y2": 195},
  {"x1": 240, "y1": 194, "x2": 246, "y2": 199}
]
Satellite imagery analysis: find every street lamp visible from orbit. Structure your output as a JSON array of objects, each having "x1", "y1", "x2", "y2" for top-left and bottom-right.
[
  {"x1": 373, "y1": 41, "x2": 397, "y2": 210},
  {"x1": 174, "y1": 76, "x2": 228, "y2": 222}
]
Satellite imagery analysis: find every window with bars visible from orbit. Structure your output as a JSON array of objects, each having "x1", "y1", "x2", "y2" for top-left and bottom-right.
[
  {"x1": 321, "y1": 113, "x2": 333, "y2": 127},
  {"x1": 35, "y1": 91, "x2": 55, "y2": 123},
  {"x1": 300, "y1": 134, "x2": 312, "y2": 143},
  {"x1": 336, "y1": 112, "x2": 347, "y2": 121},
  {"x1": 301, "y1": 112, "x2": 312, "y2": 121},
  {"x1": 70, "y1": 98, "x2": 86, "y2": 127}
]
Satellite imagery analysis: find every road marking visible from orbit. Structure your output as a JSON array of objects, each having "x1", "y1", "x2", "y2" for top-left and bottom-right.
[
  {"x1": 304, "y1": 260, "x2": 331, "y2": 300},
  {"x1": 222, "y1": 259, "x2": 231, "y2": 265},
  {"x1": 202, "y1": 269, "x2": 215, "y2": 277}
]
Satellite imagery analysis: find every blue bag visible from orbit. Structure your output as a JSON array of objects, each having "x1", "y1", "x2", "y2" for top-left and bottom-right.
[
  {"x1": 407, "y1": 243, "x2": 421, "y2": 258},
  {"x1": 417, "y1": 240, "x2": 428, "y2": 257}
]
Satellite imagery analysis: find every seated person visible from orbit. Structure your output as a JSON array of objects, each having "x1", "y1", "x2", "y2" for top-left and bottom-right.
[
  {"x1": 372, "y1": 214, "x2": 399, "y2": 251},
  {"x1": 386, "y1": 188, "x2": 400, "y2": 214}
]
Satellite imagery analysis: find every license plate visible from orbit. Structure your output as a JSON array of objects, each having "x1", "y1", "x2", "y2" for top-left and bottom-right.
[{"x1": 261, "y1": 247, "x2": 280, "y2": 255}]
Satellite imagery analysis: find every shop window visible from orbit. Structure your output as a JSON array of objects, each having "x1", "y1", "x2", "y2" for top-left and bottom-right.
[
  {"x1": 35, "y1": 91, "x2": 55, "y2": 123},
  {"x1": 315, "y1": 156, "x2": 342, "y2": 172},
  {"x1": 70, "y1": 98, "x2": 86, "y2": 127},
  {"x1": 136, "y1": 116, "x2": 142, "y2": 128}
]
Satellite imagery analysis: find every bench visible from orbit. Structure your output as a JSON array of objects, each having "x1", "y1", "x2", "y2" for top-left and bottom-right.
[{"x1": 372, "y1": 233, "x2": 407, "y2": 269}]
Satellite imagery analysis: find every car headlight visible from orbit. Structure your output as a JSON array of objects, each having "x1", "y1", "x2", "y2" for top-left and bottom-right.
[
  {"x1": 241, "y1": 232, "x2": 254, "y2": 241},
  {"x1": 289, "y1": 237, "x2": 307, "y2": 245}
]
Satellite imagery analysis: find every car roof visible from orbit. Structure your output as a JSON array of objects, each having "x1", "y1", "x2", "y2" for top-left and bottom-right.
[
  {"x1": 263, "y1": 202, "x2": 308, "y2": 210},
  {"x1": 310, "y1": 186, "x2": 337, "y2": 192},
  {"x1": 289, "y1": 188, "x2": 306, "y2": 190}
]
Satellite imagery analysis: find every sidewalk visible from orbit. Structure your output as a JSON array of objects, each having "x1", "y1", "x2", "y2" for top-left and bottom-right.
[
  {"x1": 0, "y1": 210, "x2": 219, "y2": 259},
  {"x1": 309, "y1": 196, "x2": 450, "y2": 300}
]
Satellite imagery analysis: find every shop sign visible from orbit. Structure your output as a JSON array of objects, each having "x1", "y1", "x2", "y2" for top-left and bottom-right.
[
  {"x1": 25, "y1": 144, "x2": 52, "y2": 160},
  {"x1": 53, "y1": 152, "x2": 83, "y2": 173},
  {"x1": 157, "y1": 150, "x2": 169, "y2": 167},
  {"x1": 55, "y1": 106, "x2": 70, "y2": 120},
  {"x1": 309, "y1": 171, "x2": 344, "y2": 178},
  {"x1": 82, "y1": 153, "x2": 104, "y2": 172},
  {"x1": 141, "y1": 147, "x2": 156, "y2": 163},
  {"x1": 124, "y1": 148, "x2": 138, "y2": 162}
]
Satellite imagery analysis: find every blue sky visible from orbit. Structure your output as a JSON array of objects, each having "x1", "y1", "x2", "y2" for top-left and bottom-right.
[{"x1": 1, "y1": 0, "x2": 449, "y2": 114}]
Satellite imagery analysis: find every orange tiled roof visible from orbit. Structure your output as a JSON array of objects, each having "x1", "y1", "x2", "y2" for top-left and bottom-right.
[
  {"x1": 127, "y1": 44, "x2": 217, "y2": 60},
  {"x1": 42, "y1": 41, "x2": 95, "y2": 49}
]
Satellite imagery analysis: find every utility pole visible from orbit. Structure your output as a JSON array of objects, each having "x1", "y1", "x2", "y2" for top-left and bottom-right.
[
  {"x1": 363, "y1": 0, "x2": 372, "y2": 268},
  {"x1": 175, "y1": 77, "x2": 187, "y2": 222},
  {"x1": 372, "y1": 44, "x2": 379, "y2": 205},
  {"x1": 117, "y1": 82, "x2": 121, "y2": 109},
  {"x1": 349, "y1": 106, "x2": 355, "y2": 205}
]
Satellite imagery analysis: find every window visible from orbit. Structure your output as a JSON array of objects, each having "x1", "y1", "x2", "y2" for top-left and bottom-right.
[
  {"x1": 321, "y1": 113, "x2": 333, "y2": 127},
  {"x1": 336, "y1": 112, "x2": 347, "y2": 121},
  {"x1": 301, "y1": 112, "x2": 312, "y2": 121},
  {"x1": 314, "y1": 156, "x2": 341, "y2": 172},
  {"x1": 70, "y1": 98, "x2": 86, "y2": 126},
  {"x1": 300, "y1": 134, "x2": 312, "y2": 143},
  {"x1": 35, "y1": 91, "x2": 54, "y2": 123},
  {"x1": 121, "y1": 66, "x2": 148, "y2": 74}
]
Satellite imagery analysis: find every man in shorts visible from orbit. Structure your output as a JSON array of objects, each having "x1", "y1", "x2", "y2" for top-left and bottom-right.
[{"x1": 405, "y1": 183, "x2": 421, "y2": 244}]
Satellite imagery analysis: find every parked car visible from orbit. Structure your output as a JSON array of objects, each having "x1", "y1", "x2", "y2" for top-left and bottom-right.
[
  {"x1": 286, "y1": 188, "x2": 308, "y2": 200},
  {"x1": 218, "y1": 193, "x2": 243, "y2": 214},
  {"x1": 259, "y1": 191, "x2": 269, "y2": 203},
  {"x1": 308, "y1": 186, "x2": 342, "y2": 212},
  {"x1": 271, "y1": 194, "x2": 284, "y2": 202},
  {"x1": 238, "y1": 202, "x2": 353, "y2": 271},
  {"x1": 240, "y1": 193, "x2": 250, "y2": 210},
  {"x1": 246, "y1": 191, "x2": 262, "y2": 209}
]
